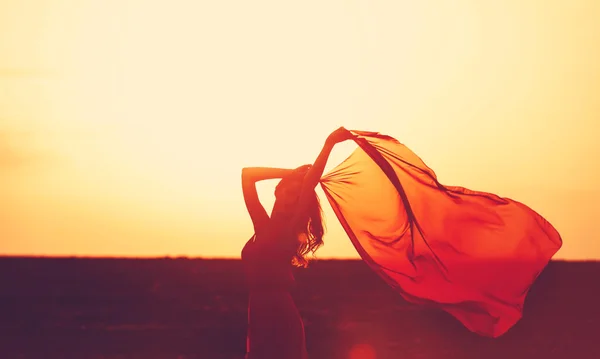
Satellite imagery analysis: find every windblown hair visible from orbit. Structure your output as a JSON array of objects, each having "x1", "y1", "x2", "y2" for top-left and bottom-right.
[{"x1": 290, "y1": 189, "x2": 325, "y2": 268}]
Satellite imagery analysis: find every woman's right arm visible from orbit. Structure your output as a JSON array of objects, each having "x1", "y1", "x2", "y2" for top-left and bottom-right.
[
  {"x1": 242, "y1": 167, "x2": 294, "y2": 182},
  {"x1": 242, "y1": 167, "x2": 294, "y2": 234}
]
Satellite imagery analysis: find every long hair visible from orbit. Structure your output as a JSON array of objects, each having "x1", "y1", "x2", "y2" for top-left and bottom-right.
[{"x1": 291, "y1": 189, "x2": 325, "y2": 268}]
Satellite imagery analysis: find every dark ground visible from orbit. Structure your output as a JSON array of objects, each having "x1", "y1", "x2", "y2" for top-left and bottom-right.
[{"x1": 0, "y1": 257, "x2": 598, "y2": 359}]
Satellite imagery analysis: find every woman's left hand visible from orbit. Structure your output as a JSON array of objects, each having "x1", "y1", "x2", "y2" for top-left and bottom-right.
[{"x1": 326, "y1": 126, "x2": 353, "y2": 146}]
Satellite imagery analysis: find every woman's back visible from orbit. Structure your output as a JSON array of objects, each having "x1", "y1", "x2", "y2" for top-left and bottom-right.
[{"x1": 241, "y1": 234, "x2": 296, "y2": 292}]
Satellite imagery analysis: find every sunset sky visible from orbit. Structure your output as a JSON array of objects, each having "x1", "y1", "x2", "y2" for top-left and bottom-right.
[{"x1": 1, "y1": 0, "x2": 598, "y2": 260}]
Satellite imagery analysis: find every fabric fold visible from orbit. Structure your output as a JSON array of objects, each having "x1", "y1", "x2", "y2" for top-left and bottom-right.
[{"x1": 320, "y1": 130, "x2": 562, "y2": 337}]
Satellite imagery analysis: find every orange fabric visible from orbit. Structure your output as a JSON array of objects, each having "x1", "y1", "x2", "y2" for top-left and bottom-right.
[{"x1": 320, "y1": 130, "x2": 562, "y2": 337}]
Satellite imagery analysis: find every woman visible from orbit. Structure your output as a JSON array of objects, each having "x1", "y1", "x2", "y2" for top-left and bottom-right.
[{"x1": 241, "y1": 127, "x2": 352, "y2": 359}]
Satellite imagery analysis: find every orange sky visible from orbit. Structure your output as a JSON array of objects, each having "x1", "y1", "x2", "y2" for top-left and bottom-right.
[{"x1": 1, "y1": 0, "x2": 599, "y2": 259}]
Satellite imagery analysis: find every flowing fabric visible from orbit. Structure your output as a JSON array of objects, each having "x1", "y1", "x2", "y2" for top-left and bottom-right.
[{"x1": 320, "y1": 130, "x2": 562, "y2": 338}]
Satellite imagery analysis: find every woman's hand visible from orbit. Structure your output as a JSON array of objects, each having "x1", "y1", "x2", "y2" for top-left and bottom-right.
[{"x1": 326, "y1": 127, "x2": 353, "y2": 146}]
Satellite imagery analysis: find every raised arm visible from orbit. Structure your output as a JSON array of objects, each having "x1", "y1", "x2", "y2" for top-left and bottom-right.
[
  {"x1": 291, "y1": 127, "x2": 353, "y2": 225},
  {"x1": 242, "y1": 167, "x2": 294, "y2": 234}
]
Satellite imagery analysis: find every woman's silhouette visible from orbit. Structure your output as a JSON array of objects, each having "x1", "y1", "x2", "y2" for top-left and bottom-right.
[{"x1": 241, "y1": 127, "x2": 352, "y2": 359}]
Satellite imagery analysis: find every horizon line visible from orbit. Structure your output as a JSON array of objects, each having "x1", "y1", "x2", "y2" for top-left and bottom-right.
[{"x1": 0, "y1": 255, "x2": 596, "y2": 263}]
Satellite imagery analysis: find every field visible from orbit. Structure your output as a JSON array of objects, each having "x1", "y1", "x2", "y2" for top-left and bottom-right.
[{"x1": 0, "y1": 257, "x2": 598, "y2": 359}]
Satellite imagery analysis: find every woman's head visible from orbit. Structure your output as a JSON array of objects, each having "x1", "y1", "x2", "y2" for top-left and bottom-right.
[
  {"x1": 273, "y1": 177, "x2": 303, "y2": 213},
  {"x1": 273, "y1": 168, "x2": 325, "y2": 267}
]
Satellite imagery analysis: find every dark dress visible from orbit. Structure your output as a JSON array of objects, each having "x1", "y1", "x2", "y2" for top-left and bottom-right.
[{"x1": 241, "y1": 233, "x2": 308, "y2": 359}]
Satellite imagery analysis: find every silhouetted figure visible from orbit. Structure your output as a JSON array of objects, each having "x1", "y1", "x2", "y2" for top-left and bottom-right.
[{"x1": 241, "y1": 127, "x2": 352, "y2": 359}]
